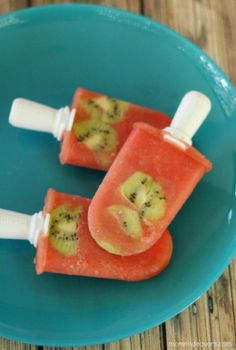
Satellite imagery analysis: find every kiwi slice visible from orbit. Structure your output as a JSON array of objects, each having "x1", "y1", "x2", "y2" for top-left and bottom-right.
[
  {"x1": 80, "y1": 96, "x2": 129, "y2": 124},
  {"x1": 48, "y1": 205, "x2": 82, "y2": 256},
  {"x1": 108, "y1": 205, "x2": 142, "y2": 238},
  {"x1": 98, "y1": 241, "x2": 122, "y2": 255},
  {"x1": 120, "y1": 171, "x2": 166, "y2": 222},
  {"x1": 73, "y1": 119, "x2": 117, "y2": 153}
]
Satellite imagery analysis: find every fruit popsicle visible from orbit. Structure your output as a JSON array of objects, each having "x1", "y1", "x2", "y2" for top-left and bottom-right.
[
  {"x1": 0, "y1": 189, "x2": 173, "y2": 281},
  {"x1": 9, "y1": 88, "x2": 171, "y2": 171},
  {"x1": 88, "y1": 91, "x2": 213, "y2": 256}
]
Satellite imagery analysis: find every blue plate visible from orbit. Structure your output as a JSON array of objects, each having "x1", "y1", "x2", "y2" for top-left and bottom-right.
[{"x1": 0, "y1": 4, "x2": 235, "y2": 347}]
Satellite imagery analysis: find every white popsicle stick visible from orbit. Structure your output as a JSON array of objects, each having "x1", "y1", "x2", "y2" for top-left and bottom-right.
[
  {"x1": 164, "y1": 91, "x2": 211, "y2": 148},
  {"x1": 0, "y1": 209, "x2": 50, "y2": 247},
  {"x1": 9, "y1": 98, "x2": 76, "y2": 141}
]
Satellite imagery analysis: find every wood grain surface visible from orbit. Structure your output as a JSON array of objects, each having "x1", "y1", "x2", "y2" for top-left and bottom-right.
[{"x1": 0, "y1": 1, "x2": 235, "y2": 349}]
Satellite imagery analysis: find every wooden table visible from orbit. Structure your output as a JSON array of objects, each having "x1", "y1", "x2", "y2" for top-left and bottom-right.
[{"x1": 0, "y1": 0, "x2": 235, "y2": 349}]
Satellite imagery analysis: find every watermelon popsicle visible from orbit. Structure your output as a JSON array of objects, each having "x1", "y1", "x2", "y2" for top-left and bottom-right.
[
  {"x1": 9, "y1": 88, "x2": 171, "y2": 171},
  {"x1": 88, "y1": 91, "x2": 213, "y2": 256},
  {"x1": 0, "y1": 189, "x2": 173, "y2": 281}
]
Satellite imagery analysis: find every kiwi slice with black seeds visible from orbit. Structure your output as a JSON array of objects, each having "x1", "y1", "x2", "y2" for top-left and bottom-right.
[
  {"x1": 108, "y1": 204, "x2": 142, "y2": 238},
  {"x1": 120, "y1": 171, "x2": 166, "y2": 222},
  {"x1": 73, "y1": 120, "x2": 117, "y2": 153},
  {"x1": 48, "y1": 205, "x2": 82, "y2": 256},
  {"x1": 80, "y1": 96, "x2": 128, "y2": 124}
]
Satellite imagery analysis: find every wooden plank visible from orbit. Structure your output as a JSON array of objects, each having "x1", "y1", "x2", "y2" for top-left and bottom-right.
[
  {"x1": 164, "y1": 265, "x2": 236, "y2": 349},
  {"x1": 43, "y1": 346, "x2": 102, "y2": 350},
  {"x1": 104, "y1": 327, "x2": 165, "y2": 350},
  {"x1": 209, "y1": 264, "x2": 236, "y2": 347},
  {"x1": 229, "y1": 257, "x2": 236, "y2": 323},
  {"x1": 0, "y1": 0, "x2": 29, "y2": 14},
  {"x1": 0, "y1": 338, "x2": 37, "y2": 350},
  {"x1": 144, "y1": 0, "x2": 236, "y2": 348},
  {"x1": 104, "y1": 334, "x2": 144, "y2": 350},
  {"x1": 30, "y1": 0, "x2": 141, "y2": 14},
  {"x1": 143, "y1": 0, "x2": 236, "y2": 84}
]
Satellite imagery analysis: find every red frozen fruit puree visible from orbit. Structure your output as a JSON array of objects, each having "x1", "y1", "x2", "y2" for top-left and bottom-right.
[
  {"x1": 88, "y1": 122, "x2": 212, "y2": 256},
  {"x1": 60, "y1": 88, "x2": 171, "y2": 171},
  {"x1": 35, "y1": 189, "x2": 173, "y2": 281}
]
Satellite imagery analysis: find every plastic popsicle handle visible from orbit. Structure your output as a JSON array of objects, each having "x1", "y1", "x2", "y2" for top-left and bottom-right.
[
  {"x1": 164, "y1": 91, "x2": 211, "y2": 148},
  {"x1": 9, "y1": 98, "x2": 76, "y2": 141},
  {"x1": 0, "y1": 209, "x2": 50, "y2": 247}
]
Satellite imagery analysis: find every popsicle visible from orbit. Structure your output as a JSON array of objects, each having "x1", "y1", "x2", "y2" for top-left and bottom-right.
[
  {"x1": 88, "y1": 91, "x2": 213, "y2": 256},
  {"x1": 0, "y1": 189, "x2": 173, "y2": 281},
  {"x1": 9, "y1": 88, "x2": 171, "y2": 171}
]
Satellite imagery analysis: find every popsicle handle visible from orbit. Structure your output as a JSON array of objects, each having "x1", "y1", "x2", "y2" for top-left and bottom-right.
[
  {"x1": 0, "y1": 209, "x2": 49, "y2": 247},
  {"x1": 164, "y1": 91, "x2": 211, "y2": 146},
  {"x1": 9, "y1": 98, "x2": 76, "y2": 141}
]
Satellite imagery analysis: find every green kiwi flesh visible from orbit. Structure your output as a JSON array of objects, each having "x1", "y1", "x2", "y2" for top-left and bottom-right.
[
  {"x1": 80, "y1": 96, "x2": 129, "y2": 124},
  {"x1": 48, "y1": 205, "x2": 82, "y2": 256},
  {"x1": 108, "y1": 205, "x2": 142, "y2": 238},
  {"x1": 73, "y1": 120, "x2": 117, "y2": 153},
  {"x1": 120, "y1": 171, "x2": 166, "y2": 222},
  {"x1": 98, "y1": 241, "x2": 122, "y2": 255}
]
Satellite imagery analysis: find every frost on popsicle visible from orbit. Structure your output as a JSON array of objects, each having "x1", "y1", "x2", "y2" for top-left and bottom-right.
[
  {"x1": 48, "y1": 205, "x2": 82, "y2": 256},
  {"x1": 120, "y1": 171, "x2": 166, "y2": 222}
]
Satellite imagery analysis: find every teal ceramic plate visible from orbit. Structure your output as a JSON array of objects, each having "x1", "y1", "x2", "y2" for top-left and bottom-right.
[{"x1": 0, "y1": 4, "x2": 235, "y2": 347}]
